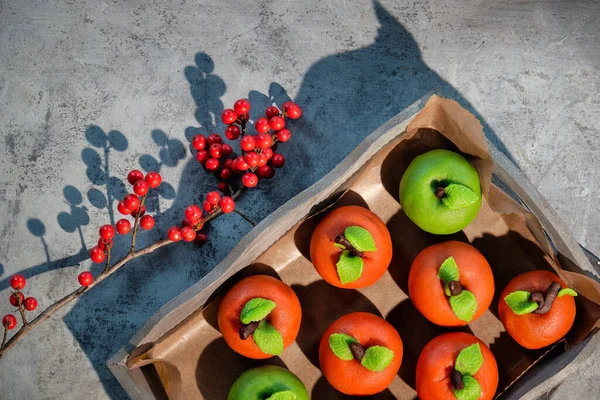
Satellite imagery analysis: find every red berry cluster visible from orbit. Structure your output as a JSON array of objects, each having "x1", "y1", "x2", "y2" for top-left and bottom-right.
[{"x1": 3, "y1": 274, "x2": 38, "y2": 332}]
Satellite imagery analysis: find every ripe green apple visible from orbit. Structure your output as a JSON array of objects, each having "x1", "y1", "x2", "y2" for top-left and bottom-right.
[
  {"x1": 399, "y1": 149, "x2": 482, "y2": 235},
  {"x1": 228, "y1": 365, "x2": 309, "y2": 400}
]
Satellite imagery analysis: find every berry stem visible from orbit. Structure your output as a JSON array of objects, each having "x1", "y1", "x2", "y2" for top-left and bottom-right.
[
  {"x1": 233, "y1": 209, "x2": 256, "y2": 226},
  {"x1": 129, "y1": 195, "x2": 147, "y2": 254},
  {"x1": 15, "y1": 291, "x2": 28, "y2": 326},
  {"x1": 1, "y1": 326, "x2": 7, "y2": 349},
  {"x1": 103, "y1": 243, "x2": 112, "y2": 273}
]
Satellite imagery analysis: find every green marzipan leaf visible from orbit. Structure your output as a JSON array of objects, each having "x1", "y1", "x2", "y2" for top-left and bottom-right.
[
  {"x1": 333, "y1": 242, "x2": 346, "y2": 249},
  {"x1": 453, "y1": 375, "x2": 481, "y2": 400},
  {"x1": 240, "y1": 298, "x2": 276, "y2": 324},
  {"x1": 441, "y1": 184, "x2": 479, "y2": 210},
  {"x1": 360, "y1": 346, "x2": 395, "y2": 372},
  {"x1": 558, "y1": 288, "x2": 578, "y2": 298},
  {"x1": 438, "y1": 256, "x2": 460, "y2": 285},
  {"x1": 252, "y1": 320, "x2": 284, "y2": 355},
  {"x1": 266, "y1": 391, "x2": 296, "y2": 400},
  {"x1": 336, "y1": 250, "x2": 364, "y2": 285},
  {"x1": 344, "y1": 226, "x2": 377, "y2": 252},
  {"x1": 449, "y1": 290, "x2": 478, "y2": 322},
  {"x1": 328, "y1": 333, "x2": 358, "y2": 361},
  {"x1": 504, "y1": 291, "x2": 538, "y2": 315},
  {"x1": 455, "y1": 343, "x2": 484, "y2": 376}
]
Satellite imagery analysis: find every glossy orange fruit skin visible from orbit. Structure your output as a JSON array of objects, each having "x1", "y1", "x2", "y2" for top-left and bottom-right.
[
  {"x1": 416, "y1": 332, "x2": 498, "y2": 400},
  {"x1": 319, "y1": 312, "x2": 403, "y2": 396},
  {"x1": 498, "y1": 270, "x2": 576, "y2": 349},
  {"x1": 218, "y1": 275, "x2": 302, "y2": 359},
  {"x1": 408, "y1": 241, "x2": 494, "y2": 326},
  {"x1": 310, "y1": 206, "x2": 393, "y2": 289}
]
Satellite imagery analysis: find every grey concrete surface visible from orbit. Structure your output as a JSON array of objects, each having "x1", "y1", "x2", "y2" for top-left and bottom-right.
[{"x1": 0, "y1": 0, "x2": 598, "y2": 399}]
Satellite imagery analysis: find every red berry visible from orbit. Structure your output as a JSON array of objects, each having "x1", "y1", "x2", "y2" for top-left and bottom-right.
[
  {"x1": 140, "y1": 215, "x2": 155, "y2": 230},
  {"x1": 195, "y1": 232, "x2": 208, "y2": 247},
  {"x1": 234, "y1": 99, "x2": 251, "y2": 115},
  {"x1": 2, "y1": 314, "x2": 17, "y2": 330},
  {"x1": 242, "y1": 173, "x2": 258, "y2": 188},
  {"x1": 223, "y1": 158, "x2": 234, "y2": 170},
  {"x1": 192, "y1": 134, "x2": 207, "y2": 151},
  {"x1": 123, "y1": 194, "x2": 140, "y2": 212},
  {"x1": 168, "y1": 226, "x2": 182, "y2": 242},
  {"x1": 255, "y1": 117, "x2": 270, "y2": 134},
  {"x1": 225, "y1": 125, "x2": 241, "y2": 140},
  {"x1": 221, "y1": 109, "x2": 238, "y2": 125},
  {"x1": 283, "y1": 101, "x2": 302, "y2": 119},
  {"x1": 99, "y1": 224, "x2": 115, "y2": 240},
  {"x1": 117, "y1": 201, "x2": 131, "y2": 215},
  {"x1": 220, "y1": 168, "x2": 232, "y2": 180},
  {"x1": 265, "y1": 106, "x2": 280, "y2": 119},
  {"x1": 234, "y1": 156, "x2": 249, "y2": 172},
  {"x1": 185, "y1": 204, "x2": 202, "y2": 221},
  {"x1": 207, "y1": 133, "x2": 223, "y2": 145},
  {"x1": 9, "y1": 292, "x2": 24, "y2": 307},
  {"x1": 9, "y1": 274, "x2": 26, "y2": 291},
  {"x1": 218, "y1": 196, "x2": 235, "y2": 213},
  {"x1": 203, "y1": 201, "x2": 214, "y2": 212},
  {"x1": 244, "y1": 152, "x2": 259, "y2": 168},
  {"x1": 97, "y1": 238, "x2": 112, "y2": 250},
  {"x1": 206, "y1": 191, "x2": 221, "y2": 205},
  {"x1": 115, "y1": 219, "x2": 131, "y2": 235},
  {"x1": 269, "y1": 116, "x2": 285, "y2": 131},
  {"x1": 127, "y1": 170, "x2": 144, "y2": 185},
  {"x1": 240, "y1": 136, "x2": 256, "y2": 152},
  {"x1": 180, "y1": 226, "x2": 197, "y2": 242},
  {"x1": 262, "y1": 147, "x2": 273, "y2": 159},
  {"x1": 145, "y1": 172, "x2": 162, "y2": 188},
  {"x1": 196, "y1": 149, "x2": 210, "y2": 164},
  {"x1": 277, "y1": 128, "x2": 291, "y2": 142},
  {"x1": 257, "y1": 165, "x2": 275, "y2": 179},
  {"x1": 255, "y1": 133, "x2": 273, "y2": 149},
  {"x1": 133, "y1": 180, "x2": 149, "y2": 196},
  {"x1": 217, "y1": 181, "x2": 228, "y2": 192},
  {"x1": 78, "y1": 271, "x2": 93, "y2": 287},
  {"x1": 257, "y1": 153, "x2": 269, "y2": 167},
  {"x1": 131, "y1": 205, "x2": 146, "y2": 218},
  {"x1": 90, "y1": 247, "x2": 106, "y2": 263},
  {"x1": 209, "y1": 143, "x2": 222, "y2": 158},
  {"x1": 221, "y1": 143, "x2": 233, "y2": 157},
  {"x1": 23, "y1": 297, "x2": 37, "y2": 311},
  {"x1": 181, "y1": 218, "x2": 192, "y2": 228},
  {"x1": 271, "y1": 153, "x2": 286, "y2": 168},
  {"x1": 205, "y1": 158, "x2": 220, "y2": 172}
]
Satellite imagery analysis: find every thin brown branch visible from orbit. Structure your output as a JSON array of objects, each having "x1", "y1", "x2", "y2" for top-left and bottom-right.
[
  {"x1": 0, "y1": 186, "x2": 248, "y2": 359},
  {"x1": 130, "y1": 195, "x2": 147, "y2": 253},
  {"x1": 103, "y1": 244, "x2": 112, "y2": 273},
  {"x1": 233, "y1": 209, "x2": 256, "y2": 226},
  {"x1": 16, "y1": 291, "x2": 28, "y2": 325},
  {"x1": 1, "y1": 327, "x2": 7, "y2": 348},
  {"x1": 0, "y1": 238, "x2": 173, "y2": 359}
]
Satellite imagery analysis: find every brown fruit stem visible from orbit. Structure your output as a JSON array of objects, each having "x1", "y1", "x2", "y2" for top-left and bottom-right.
[
  {"x1": 435, "y1": 186, "x2": 446, "y2": 199},
  {"x1": 448, "y1": 281, "x2": 463, "y2": 296},
  {"x1": 239, "y1": 321, "x2": 260, "y2": 340},
  {"x1": 451, "y1": 369, "x2": 464, "y2": 390},
  {"x1": 533, "y1": 282, "x2": 562, "y2": 315},
  {"x1": 349, "y1": 342, "x2": 366, "y2": 361},
  {"x1": 334, "y1": 235, "x2": 363, "y2": 257}
]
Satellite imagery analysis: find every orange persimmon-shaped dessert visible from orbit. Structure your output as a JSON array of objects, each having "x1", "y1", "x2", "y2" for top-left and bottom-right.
[
  {"x1": 409, "y1": 241, "x2": 494, "y2": 326},
  {"x1": 416, "y1": 332, "x2": 499, "y2": 400},
  {"x1": 498, "y1": 270, "x2": 577, "y2": 349},
  {"x1": 319, "y1": 312, "x2": 403, "y2": 396},
  {"x1": 310, "y1": 205, "x2": 393, "y2": 288},
  {"x1": 218, "y1": 275, "x2": 302, "y2": 359}
]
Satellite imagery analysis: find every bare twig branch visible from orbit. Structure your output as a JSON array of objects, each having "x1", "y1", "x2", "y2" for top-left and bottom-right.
[
  {"x1": 233, "y1": 209, "x2": 256, "y2": 226},
  {"x1": 130, "y1": 195, "x2": 147, "y2": 254}
]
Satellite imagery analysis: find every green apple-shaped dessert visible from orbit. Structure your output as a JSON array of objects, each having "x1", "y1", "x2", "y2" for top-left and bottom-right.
[
  {"x1": 399, "y1": 149, "x2": 482, "y2": 235},
  {"x1": 228, "y1": 365, "x2": 309, "y2": 400}
]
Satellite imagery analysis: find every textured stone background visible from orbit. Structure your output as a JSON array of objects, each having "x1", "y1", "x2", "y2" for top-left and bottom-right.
[{"x1": 0, "y1": 0, "x2": 598, "y2": 399}]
